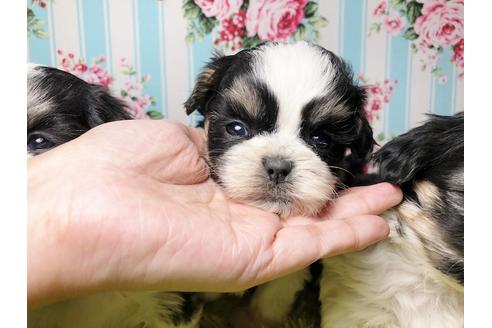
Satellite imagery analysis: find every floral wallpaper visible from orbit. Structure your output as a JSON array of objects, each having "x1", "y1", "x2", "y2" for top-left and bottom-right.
[{"x1": 27, "y1": 0, "x2": 464, "y2": 142}]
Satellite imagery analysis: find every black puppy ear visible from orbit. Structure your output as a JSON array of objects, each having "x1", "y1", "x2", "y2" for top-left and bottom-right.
[
  {"x1": 184, "y1": 52, "x2": 234, "y2": 116},
  {"x1": 351, "y1": 111, "x2": 375, "y2": 161},
  {"x1": 350, "y1": 87, "x2": 375, "y2": 162},
  {"x1": 87, "y1": 85, "x2": 133, "y2": 127},
  {"x1": 374, "y1": 112, "x2": 464, "y2": 185}
]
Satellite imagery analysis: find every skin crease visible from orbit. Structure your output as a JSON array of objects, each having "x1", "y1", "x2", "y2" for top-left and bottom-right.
[{"x1": 27, "y1": 119, "x2": 402, "y2": 310}]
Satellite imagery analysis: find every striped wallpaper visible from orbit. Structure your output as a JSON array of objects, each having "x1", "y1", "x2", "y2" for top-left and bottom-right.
[{"x1": 27, "y1": 0, "x2": 464, "y2": 141}]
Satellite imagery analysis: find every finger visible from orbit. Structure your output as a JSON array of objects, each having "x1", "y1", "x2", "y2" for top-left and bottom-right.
[
  {"x1": 183, "y1": 126, "x2": 207, "y2": 157},
  {"x1": 137, "y1": 121, "x2": 209, "y2": 184},
  {"x1": 263, "y1": 215, "x2": 389, "y2": 281},
  {"x1": 323, "y1": 183, "x2": 402, "y2": 220}
]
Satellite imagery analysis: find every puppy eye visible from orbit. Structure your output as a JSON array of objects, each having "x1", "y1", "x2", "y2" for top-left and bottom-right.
[
  {"x1": 28, "y1": 135, "x2": 55, "y2": 151},
  {"x1": 226, "y1": 121, "x2": 249, "y2": 137},
  {"x1": 310, "y1": 130, "x2": 331, "y2": 148}
]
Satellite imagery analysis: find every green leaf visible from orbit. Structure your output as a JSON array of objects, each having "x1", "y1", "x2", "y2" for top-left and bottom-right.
[
  {"x1": 304, "y1": 2, "x2": 318, "y2": 18},
  {"x1": 147, "y1": 110, "x2": 164, "y2": 120},
  {"x1": 243, "y1": 35, "x2": 261, "y2": 49},
  {"x1": 406, "y1": 1, "x2": 423, "y2": 25},
  {"x1": 34, "y1": 29, "x2": 48, "y2": 39},
  {"x1": 377, "y1": 132, "x2": 386, "y2": 142},
  {"x1": 293, "y1": 24, "x2": 307, "y2": 41},
  {"x1": 185, "y1": 33, "x2": 195, "y2": 45},
  {"x1": 27, "y1": 8, "x2": 34, "y2": 21},
  {"x1": 312, "y1": 30, "x2": 319, "y2": 42},
  {"x1": 308, "y1": 16, "x2": 328, "y2": 29},
  {"x1": 403, "y1": 27, "x2": 418, "y2": 41},
  {"x1": 389, "y1": 0, "x2": 406, "y2": 10},
  {"x1": 120, "y1": 90, "x2": 128, "y2": 97}
]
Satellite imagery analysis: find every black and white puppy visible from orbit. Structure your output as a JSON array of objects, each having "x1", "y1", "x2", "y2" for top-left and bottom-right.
[
  {"x1": 186, "y1": 41, "x2": 373, "y2": 217},
  {"x1": 27, "y1": 64, "x2": 132, "y2": 155},
  {"x1": 184, "y1": 41, "x2": 374, "y2": 324},
  {"x1": 321, "y1": 112, "x2": 464, "y2": 327}
]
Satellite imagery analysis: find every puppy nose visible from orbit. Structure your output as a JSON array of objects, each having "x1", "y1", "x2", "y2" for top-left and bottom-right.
[{"x1": 263, "y1": 158, "x2": 293, "y2": 184}]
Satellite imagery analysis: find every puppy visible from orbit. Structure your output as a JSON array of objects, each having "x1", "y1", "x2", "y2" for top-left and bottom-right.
[
  {"x1": 184, "y1": 41, "x2": 374, "y2": 325},
  {"x1": 320, "y1": 112, "x2": 464, "y2": 327},
  {"x1": 27, "y1": 64, "x2": 132, "y2": 155}
]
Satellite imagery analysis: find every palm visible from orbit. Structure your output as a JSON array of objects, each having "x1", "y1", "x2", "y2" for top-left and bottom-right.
[{"x1": 30, "y1": 119, "x2": 401, "y2": 300}]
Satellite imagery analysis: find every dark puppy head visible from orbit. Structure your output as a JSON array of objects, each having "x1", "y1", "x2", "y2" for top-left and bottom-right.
[
  {"x1": 374, "y1": 112, "x2": 464, "y2": 284},
  {"x1": 27, "y1": 64, "x2": 132, "y2": 156},
  {"x1": 185, "y1": 41, "x2": 374, "y2": 216}
]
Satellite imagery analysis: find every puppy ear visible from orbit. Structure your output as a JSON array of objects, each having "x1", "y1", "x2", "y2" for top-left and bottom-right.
[
  {"x1": 87, "y1": 85, "x2": 133, "y2": 127},
  {"x1": 351, "y1": 112, "x2": 375, "y2": 161},
  {"x1": 184, "y1": 53, "x2": 234, "y2": 116},
  {"x1": 350, "y1": 87, "x2": 375, "y2": 162},
  {"x1": 374, "y1": 112, "x2": 464, "y2": 185}
]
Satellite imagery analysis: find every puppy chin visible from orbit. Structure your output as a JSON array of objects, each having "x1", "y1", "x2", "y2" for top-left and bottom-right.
[{"x1": 215, "y1": 134, "x2": 337, "y2": 217}]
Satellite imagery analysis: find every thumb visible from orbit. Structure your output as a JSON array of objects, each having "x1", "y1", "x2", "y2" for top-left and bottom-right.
[{"x1": 260, "y1": 215, "x2": 388, "y2": 282}]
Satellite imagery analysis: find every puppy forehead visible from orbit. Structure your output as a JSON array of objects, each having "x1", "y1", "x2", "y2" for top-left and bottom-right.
[{"x1": 252, "y1": 42, "x2": 334, "y2": 132}]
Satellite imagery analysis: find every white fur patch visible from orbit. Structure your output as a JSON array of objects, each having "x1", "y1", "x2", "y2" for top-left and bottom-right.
[
  {"x1": 218, "y1": 133, "x2": 336, "y2": 216},
  {"x1": 250, "y1": 269, "x2": 310, "y2": 324},
  {"x1": 320, "y1": 196, "x2": 464, "y2": 328},
  {"x1": 253, "y1": 41, "x2": 334, "y2": 135},
  {"x1": 29, "y1": 291, "x2": 201, "y2": 328},
  {"x1": 27, "y1": 63, "x2": 54, "y2": 120}
]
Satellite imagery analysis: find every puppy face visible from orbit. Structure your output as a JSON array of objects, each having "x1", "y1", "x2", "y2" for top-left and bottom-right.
[
  {"x1": 186, "y1": 42, "x2": 373, "y2": 216},
  {"x1": 27, "y1": 64, "x2": 132, "y2": 156}
]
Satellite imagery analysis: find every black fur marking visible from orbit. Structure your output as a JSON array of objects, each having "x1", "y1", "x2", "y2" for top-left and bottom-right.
[
  {"x1": 299, "y1": 50, "x2": 374, "y2": 185},
  {"x1": 27, "y1": 65, "x2": 132, "y2": 155},
  {"x1": 167, "y1": 293, "x2": 200, "y2": 326},
  {"x1": 374, "y1": 112, "x2": 464, "y2": 284}
]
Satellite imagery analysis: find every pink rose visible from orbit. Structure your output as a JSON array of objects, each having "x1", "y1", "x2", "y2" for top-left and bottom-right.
[
  {"x1": 414, "y1": 0, "x2": 463, "y2": 47},
  {"x1": 383, "y1": 12, "x2": 405, "y2": 35},
  {"x1": 194, "y1": 0, "x2": 243, "y2": 20},
  {"x1": 452, "y1": 38, "x2": 464, "y2": 69},
  {"x1": 373, "y1": 1, "x2": 386, "y2": 17},
  {"x1": 246, "y1": 0, "x2": 308, "y2": 41}
]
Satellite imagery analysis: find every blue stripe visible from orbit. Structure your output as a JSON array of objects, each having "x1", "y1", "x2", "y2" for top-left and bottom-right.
[
  {"x1": 387, "y1": 35, "x2": 410, "y2": 136},
  {"x1": 192, "y1": 33, "x2": 213, "y2": 80},
  {"x1": 76, "y1": 0, "x2": 85, "y2": 58},
  {"x1": 433, "y1": 47, "x2": 455, "y2": 116},
  {"x1": 342, "y1": 0, "x2": 364, "y2": 75},
  {"x1": 82, "y1": 0, "x2": 107, "y2": 65},
  {"x1": 28, "y1": 4, "x2": 52, "y2": 65},
  {"x1": 191, "y1": 34, "x2": 213, "y2": 125},
  {"x1": 137, "y1": 0, "x2": 164, "y2": 113}
]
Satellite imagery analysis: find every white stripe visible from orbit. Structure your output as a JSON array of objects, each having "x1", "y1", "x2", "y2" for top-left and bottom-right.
[
  {"x1": 103, "y1": 0, "x2": 112, "y2": 74},
  {"x1": 359, "y1": 0, "x2": 367, "y2": 73},
  {"x1": 430, "y1": 75, "x2": 436, "y2": 114},
  {"x1": 132, "y1": 0, "x2": 141, "y2": 78},
  {"x1": 107, "y1": 0, "x2": 136, "y2": 92},
  {"x1": 77, "y1": 0, "x2": 86, "y2": 59},
  {"x1": 409, "y1": 51, "x2": 433, "y2": 127},
  {"x1": 338, "y1": 0, "x2": 345, "y2": 56},
  {"x1": 454, "y1": 75, "x2": 464, "y2": 113},
  {"x1": 384, "y1": 34, "x2": 391, "y2": 137},
  {"x1": 163, "y1": 0, "x2": 191, "y2": 125},
  {"x1": 317, "y1": 0, "x2": 340, "y2": 55},
  {"x1": 47, "y1": 3, "x2": 56, "y2": 66},
  {"x1": 364, "y1": 0, "x2": 389, "y2": 140},
  {"x1": 158, "y1": 1, "x2": 168, "y2": 116},
  {"x1": 404, "y1": 44, "x2": 412, "y2": 130},
  {"x1": 450, "y1": 65, "x2": 458, "y2": 114},
  {"x1": 51, "y1": 1, "x2": 80, "y2": 58}
]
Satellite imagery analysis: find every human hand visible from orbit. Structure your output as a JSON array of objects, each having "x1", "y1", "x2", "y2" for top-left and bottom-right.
[{"x1": 28, "y1": 119, "x2": 402, "y2": 309}]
